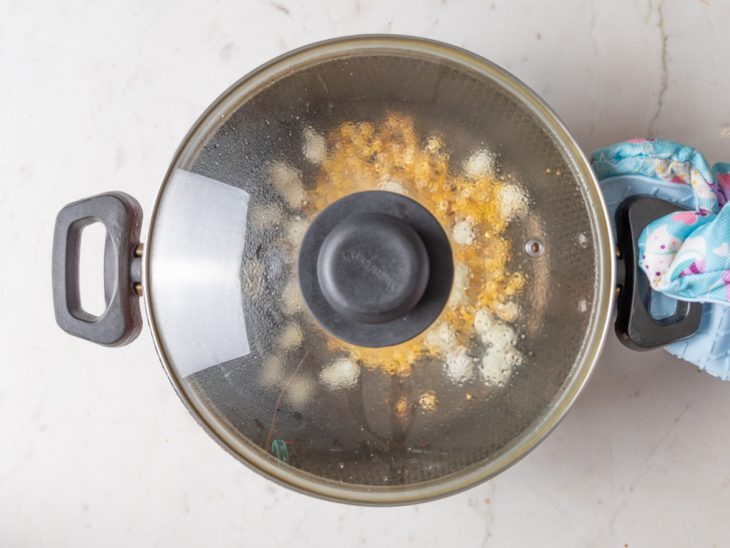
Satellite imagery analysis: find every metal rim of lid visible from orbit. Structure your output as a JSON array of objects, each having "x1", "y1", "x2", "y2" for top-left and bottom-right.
[{"x1": 142, "y1": 34, "x2": 616, "y2": 505}]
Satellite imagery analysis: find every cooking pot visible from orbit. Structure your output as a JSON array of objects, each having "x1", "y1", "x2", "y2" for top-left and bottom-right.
[{"x1": 52, "y1": 35, "x2": 701, "y2": 504}]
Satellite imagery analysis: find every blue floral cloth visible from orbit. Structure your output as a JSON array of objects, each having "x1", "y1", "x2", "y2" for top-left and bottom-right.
[
  {"x1": 593, "y1": 139, "x2": 730, "y2": 380},
  {"x1": 593, "y1": 139, "x2": 730, "y2": 304}
]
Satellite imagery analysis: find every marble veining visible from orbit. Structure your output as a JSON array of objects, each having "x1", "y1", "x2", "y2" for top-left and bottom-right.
[{"x1": 648, "y1": 0, "x2": 669, "y2": 137}]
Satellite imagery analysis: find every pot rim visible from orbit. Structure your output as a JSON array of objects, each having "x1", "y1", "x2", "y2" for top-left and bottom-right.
[{"x1": 141, "y1": 34, "x2": 616, "y2": 505}]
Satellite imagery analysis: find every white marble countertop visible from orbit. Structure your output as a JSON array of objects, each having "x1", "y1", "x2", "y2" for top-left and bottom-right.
[{"x1": 2, "y1": 0, "x2": 730, "y2": 546}]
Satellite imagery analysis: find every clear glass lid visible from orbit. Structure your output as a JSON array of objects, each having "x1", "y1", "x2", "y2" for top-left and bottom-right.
[{"x1": 145, "y1": 37, "x2": 612, "y2": 503}]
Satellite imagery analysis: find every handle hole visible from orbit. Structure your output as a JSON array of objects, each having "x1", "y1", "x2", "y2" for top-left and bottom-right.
[
  {"x1": 641, "y1": 274, "x2": 687, "y2": 324},
  {"x1": 648, "y1": 291, "x2": 680, "y2": 321},
  {"x1": 78, "y1": 221, "x2": 109, "y2": 318}
]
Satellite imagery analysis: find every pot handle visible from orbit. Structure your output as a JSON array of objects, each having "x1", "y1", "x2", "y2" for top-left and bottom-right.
[
  {"x1": 614, "y1": 195, "x2": 703, "y2": 350},
  {"x1": 52, "y1": 192, "x2": 143, "y2": 346}
]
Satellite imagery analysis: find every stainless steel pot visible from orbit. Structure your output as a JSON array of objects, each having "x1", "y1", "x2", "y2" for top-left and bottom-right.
[{"x1": 52, "y1": 35, "x2": 700, "y2": 504}]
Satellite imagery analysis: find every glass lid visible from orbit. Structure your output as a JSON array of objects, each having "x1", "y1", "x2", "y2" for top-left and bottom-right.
[{"x1": 145, "y1": 36, "x2": 613, "y2": 503}]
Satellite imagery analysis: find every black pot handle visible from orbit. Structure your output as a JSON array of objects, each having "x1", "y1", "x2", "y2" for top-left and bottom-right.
[
  {"x1": 52, "y1": 192, "x2": 143, "y2": 346},
  {"x1": 614, "y1": 195, "x2": 702, "y2": 350}
]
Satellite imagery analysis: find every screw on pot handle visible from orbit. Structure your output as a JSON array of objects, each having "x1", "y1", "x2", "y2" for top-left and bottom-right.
[
  {"x1": 614, "y1": 195, "x2": 703, "y2": 350},
  {"x1": 52, "y1": 192, "x2": 143, "y2": 346}
]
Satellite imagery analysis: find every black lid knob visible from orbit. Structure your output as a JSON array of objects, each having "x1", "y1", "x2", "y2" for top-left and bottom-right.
[
  {"x1": 298, "y1": 191, "x2": 453, "y2": 348},
  {"x1": 317, "y1": 213, "x2": 430, "y2": 324}
]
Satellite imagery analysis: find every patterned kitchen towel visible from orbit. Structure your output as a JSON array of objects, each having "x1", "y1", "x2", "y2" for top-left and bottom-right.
[
  {"x1": 593, "y1": 139, "x2": 730, "y2": 304},
  {"x1": 593, "y1": 139, "x2": 730, "y2": 380}
]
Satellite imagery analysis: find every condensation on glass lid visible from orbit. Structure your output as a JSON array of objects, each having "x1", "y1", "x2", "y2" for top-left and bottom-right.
[
  {"x1": 131, "y1": 38, "x2": 609, "y2": 498},
  {"x1": 246, "y1": 112, "x2": 533, "y2": 410}
]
